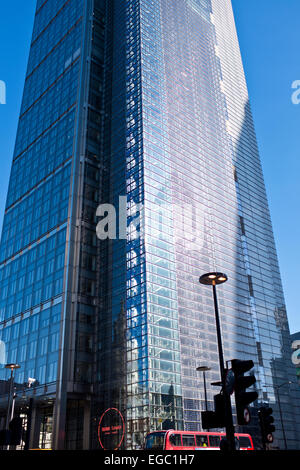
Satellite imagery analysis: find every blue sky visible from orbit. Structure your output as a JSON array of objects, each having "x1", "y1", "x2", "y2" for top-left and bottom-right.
[
  {"x1": 231, "y1": 0, "x2": 300, "y2": 334},
  {"x1": 0, "y1": 1, "x2": 299, "y2": 333}
]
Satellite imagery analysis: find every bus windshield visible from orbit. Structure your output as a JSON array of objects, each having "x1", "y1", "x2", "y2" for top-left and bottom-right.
[{"x1": 145, "y1": 432, "x2": 166, "y2": 450}]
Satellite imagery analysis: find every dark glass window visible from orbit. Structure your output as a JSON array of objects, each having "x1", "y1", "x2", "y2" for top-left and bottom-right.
[
  {"x1": 239, "y1": 216, "x2": 246, "y2": 235},
  {"x1": 182, "y1": 435, "x2": 195, "y2": 447},
  {"x1": 195, "y1": 435, "x2": 208, "y2": 447},
  {"x1": 145, "y1": 432, "x2": 166, "y2": 449},
  {"x1": 169, "y1": 433, "x2": 182, "y2": 447},
  {"x1": 238, "y1": 436, "x2": 252, "y2": 449},
  {"x1": 209, "y1": 435, "x2": 221, "y2": 448},
  {"x1": 248, "y1": 275, "x2": 254, "y2": 297}
]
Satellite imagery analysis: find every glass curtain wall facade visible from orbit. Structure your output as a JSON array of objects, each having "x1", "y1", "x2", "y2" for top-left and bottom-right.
[
  {"x1": 0, "y1": 0, "x2": 87, "y2": 436},
  {"x1": 0, "y1": 0, "x2": 107, "y2": 450},
  {"x1": 110, "y1": 0, "x2": 300, "y2": 449},
  {"x1": 0, "y1": 0, "x2": 299, "y2": 450}
]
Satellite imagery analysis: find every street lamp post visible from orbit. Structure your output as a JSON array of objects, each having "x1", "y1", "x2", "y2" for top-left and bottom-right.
[
  {"x1": 199, "y1": 272, "x2": 235, "y2": 452},
  {"x1": 274, "y1": 381, "x2": 293, "y2": 450},
  {"x1": 10, "y1": 388, "x2": 17, "y2": 422},
  {"x1": 4, "y1": 364, "x2": 20, "y2": 450},
  {"x1": 4, "y1": 364, "x2": 20, "y2": 431},
  {"x1": 196, "y1": 366, "x2": 211, "y2": 412},
  {"x1": 24, "y1": 377, "x2": 37, "y2": 451}
]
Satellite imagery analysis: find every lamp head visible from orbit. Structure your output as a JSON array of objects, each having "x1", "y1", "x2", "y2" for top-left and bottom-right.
[{"x1": 199, "y1": 272, "x2": 228, "y2": 286}]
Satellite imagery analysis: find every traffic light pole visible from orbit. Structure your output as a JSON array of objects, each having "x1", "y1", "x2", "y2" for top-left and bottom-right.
[
  {"x1": 212, "y1": 283, "x2": 236, "y2": 452},
  {"x1": 276, "y1": 387, "x2": 287, "y2": 450},
  {"x1": 212, "y1": 284, "x2": 225, "y2": 380},
  {"x1": 24, "y1": 398, "x2": 34, "y2": 451}
]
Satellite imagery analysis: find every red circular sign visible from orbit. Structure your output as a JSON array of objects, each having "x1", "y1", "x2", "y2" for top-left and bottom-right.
[{"x1": 98, "y1": 408, "x2": 125, "y2": 450}]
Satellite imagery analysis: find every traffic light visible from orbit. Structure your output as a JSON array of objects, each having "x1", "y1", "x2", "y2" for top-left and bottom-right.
[
  {"x1": 9, "y1": 417, "x2": 23, "y2": 446},
  {"x1": 201, "y1": 393, "x2": 226, "y2": 429},
  {"x1": 258, "y1": 407, "x2": 275, "y2": 445},
  {"x1": 231, "y1": 359, "x2": 258, "y2": 425}
]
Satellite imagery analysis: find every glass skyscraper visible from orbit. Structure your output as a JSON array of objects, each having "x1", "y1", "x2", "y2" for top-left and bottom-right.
[{"x1": 0, "y1": 0, "x2": 299, "y2": 450}]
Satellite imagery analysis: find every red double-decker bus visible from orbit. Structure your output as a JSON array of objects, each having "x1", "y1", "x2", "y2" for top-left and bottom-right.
[{"x1": 144, "y1": 430, "x2": 254, "y2": 451}]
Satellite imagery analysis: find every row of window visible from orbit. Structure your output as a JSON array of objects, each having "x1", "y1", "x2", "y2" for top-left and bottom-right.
[
  {"x1": 15, "y1": 62, "x2": 79, "y2": 157},
  {"x1": 7, "y1": 110, "x2": 74, "y2": 208},
  {"x1": 33, "y1": 0, "x2": 70, "y2": 42},
  {"x1": 28, "y1": 0, "x2": 83, "y2": 75},
  {"x1": 22, "y1": 23, "x2": 82, "y2": 114}
]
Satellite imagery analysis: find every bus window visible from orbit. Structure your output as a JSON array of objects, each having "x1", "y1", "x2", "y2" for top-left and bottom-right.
[
  {"x1": 196, "y1": 435, "x2": 208, "y2": 447},
  {"x1": 145, "y1": 432, "x2": 166, "y2": 449},
  {"x1": 238, "y1": 436, "x2": 252, "y2": 449},
  {"x1": 209, "y1": 435, "x2": 221, "y2": 448},
  {"x1": 182, "y1": 435, "x2": 195, "y2": 447},
  {"x1": 169, "y1": 434, "x2": 182, "y2": 447}
]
